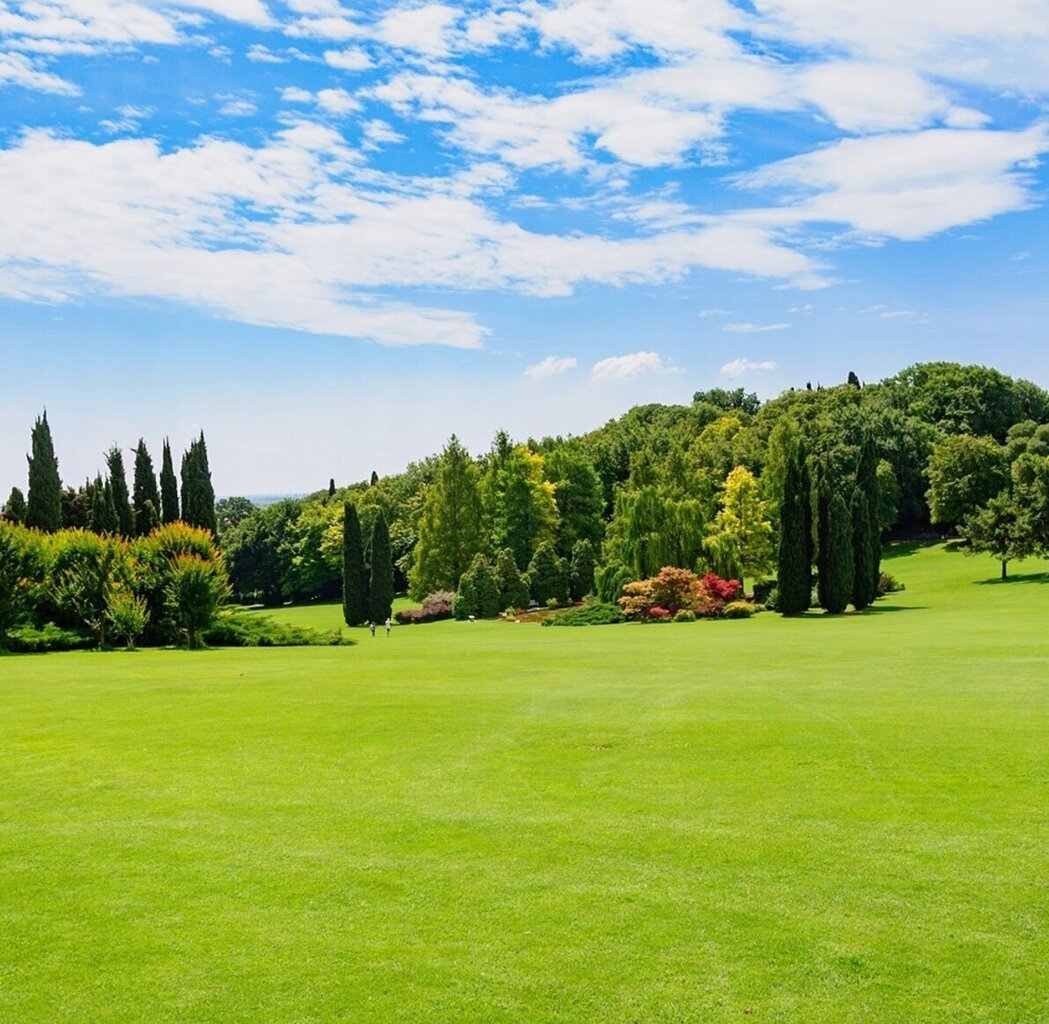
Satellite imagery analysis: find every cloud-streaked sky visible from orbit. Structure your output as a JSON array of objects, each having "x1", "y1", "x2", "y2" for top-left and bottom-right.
[{"x1": 2, "y1": 0, "x2": 1049, "y2": 492}]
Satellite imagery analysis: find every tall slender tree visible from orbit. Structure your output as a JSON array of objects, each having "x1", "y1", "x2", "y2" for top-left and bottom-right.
[
  {"x1": 132, "y1": 439, "x2": 162, "y2": 536},
  {"x1": 852, "y1": 436, "x2": 881, "y2": 609},
  {"x1": 776, "y1": 443, "x2": 813, "y2": 614},
  {"x1": 341, "y1": 502, "x2": 368, "y2": 626},
  {"x1": 26, "y1": 411, "x2": 62, "y2": 532},
  {"x1": 3, "y1": 487, "x2": 27, "y2": 524},
  {"x1": 105, "y1": 445, "x2": 134, "y2": 537},
  {"x1": 159, "y1": 438, "x2": 179, "y2": 523},
  {"x1": 368, "y1": 508, "x2": 394, "y2": 623},
  {"x1": 180, "y1": 433, "x2": 217, "y2": 533},
  {"x1": 818, "y1": 486, "x2": 854, "y2": 614}
]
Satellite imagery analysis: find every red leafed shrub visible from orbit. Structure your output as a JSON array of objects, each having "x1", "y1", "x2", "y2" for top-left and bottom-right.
[
  {"x1": 647, "y1": 606, "x2": 671, "y2": 620},
  {"x1": 620, "y1": 567, "x2": 743, "y2": 620},
  {"x1": 700, "y1": 573, "x2": 742, "y2": 602}
]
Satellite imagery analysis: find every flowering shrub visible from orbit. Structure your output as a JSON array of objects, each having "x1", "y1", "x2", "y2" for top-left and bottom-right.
[
  {"x1": 619, "y1": 566, "x2": 744, "y2": 620},
  {"x1": 395, "y1": 599, "x2": 453, "y2": 625}
]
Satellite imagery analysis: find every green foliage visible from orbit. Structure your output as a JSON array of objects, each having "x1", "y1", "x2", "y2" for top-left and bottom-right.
[
  {"x1": 818, "y1": 488, "x2": 854, "y2": 614},
  {"x1": 673, "y1": 609, "x2": 695, "y2": 622},
  {"x1": 131, "y1": 440, "x2": 161, "y2": 537},
  {"x1": 341, "y1": 502, "x2": 368, "y2": 626},
  {"x1": 852, "y1": 437, "x2": 881, "y2": 610},
  {"x1": 926, "y1": 434, "x2": 1009, "y2": 530},
  {"x1": 707, "y1": 465, "x2": 774, "y2": 587},
  {"x1": 0, "y1": 522, "x2": 38, "y2": 643},
  {"x1": 595, "y1": 562, "x2": 632, "y2": 605},
  {"x1": 453, "y1": 553, "x2": 501, "y2": 619},
  {"x1": 179, "y1": 432, "x2": 217, "y2": 534},
  {"x1": 776, "y1": 442, "x2": 813, "y2": 615},
  {"x1": 875, "y1": 459, "x2": 900, "y2": 535},
  {"x1": 159, "y1": 438, "x2": 179, "y2": 523},
  {"x1": 411, "y1": 436, "x2": 484, "y2": 598},
  {"x1": 106, "y1": 586, "x2": 150, "y2": 649},
  {"x1": 527, "y1": 541, "x2": 569, "y2": 605},
  {"x1": 368, "y1": 508, "x2": 394, "y2": 623},
  {"x1": 26, "y1": 411, "x2": 62, "y2": 533},
  {"x1": 545, "y1": 448, "x2": 605, "y2": 556},
  {"x1": 164, "y1": 553, "x2": 229, "y2": 648},
  {"x1": 105, "y1": 445, "x2": 134, "y2": 537},
  {"x1": 960, "y1": 491, "x2": 1035, "y2": 579},
  {"x1": 205, "y1": 611, "x2": 347, "y2": 647},
  {"x1": 3, "y1": 621, "x2": 93, "y2": 653},
  {"x1": 223, "y1": 499, "x2": 299, "y2": 606},
  {"x1": 50, "y1": 531, "x2": 126, "y2": 647},
  {"x1": 215, "y1": 497, "x2": 256, "y2": 537},
  {"x1": 494, "y1": 547, "x2": 530, "y2": 610},
  {"x1": 541, "y1": 601, "x2": 627, "y2": 627},
  {"x1": 569, "y1": 538, "x2": 596, "y2": 601},
  {"x1": 722, "y1": 600, "x2": 760, "y2": 619},
  {"x1": 3, "y1": 486, "x2": 27, "y2": 524},
  {"x1": 485, "y1": 444, "x2": 559, "y2": 569}
]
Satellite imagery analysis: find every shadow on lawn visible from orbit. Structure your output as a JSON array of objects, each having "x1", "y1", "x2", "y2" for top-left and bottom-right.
[
  {"x1": 882, "y1": 540, "x2": 937, "y2": 561},
  {"x1": 975, "y1": 572, "x2": 1049, "y2": 586}
]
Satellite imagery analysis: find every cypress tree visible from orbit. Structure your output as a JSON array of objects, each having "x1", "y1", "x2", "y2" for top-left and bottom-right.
[
  {"x1": 92, "y1": 476, "x2": 119, "y2": 535},
  {"x1": 105, "y1": 445, "x2": 134, "y2": 537},
  {"x1": 776, "y1": 444, "x2": 813, "y2": 614},
  {"x1": 368, "y1": 508, "x2": 394, "y2": 623},
  {"x1": 370, "y1": 470, "x2": 379, "y2": 487},
  {"x1": 132, "y1": 439, "x2": 162, "y2": 536},
  {"x1": 853, "y1": 436, "x2": 881, "y2": 608},
  {"x1": 527, "y1": 541, "x2": 569, "y2": 605},
  {"x1": 494, "y1": 547, "x2": 530, "y2": 610},
  {"x1": 328, "y1": 478, "x2": 336, "y2": 499},
  {"x1": 159, "y1": 439, "x2": 179, "y2": 523},
  {"x1": 569, "y1": 538, "x2": 596, "y2": 601},
  {"x1": 26, "y1": 411, "x2": 62, "y2": 532},
  {"x1": 180, "y1": 433, "x2": 217, "y2": 533},
  {"x1": 341, "y1": 502, "x2": 368, "y2": 626},
  {"x1": 3, "y1": 486, "x2": 27, "y2": 523},
  {"x1": 818, "y1": 489, "x2": 854, "y2": 614}
]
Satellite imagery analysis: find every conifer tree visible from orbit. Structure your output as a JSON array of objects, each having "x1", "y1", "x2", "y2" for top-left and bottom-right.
[
  {"x1": 569, "y1": 538, "x2": 596, "y2": 601},
  {"x1": 494, "y1": 547, "x2": 530, "y2": 610},
  {"x1": 852, "y1": 436, "x2": 881, "y2": 609},
  {"x1": 776, "y1": 444, "x2": 813, "y2": 614},
  {"x1": 527, "y1": 541, "x2": 569, "y2": 605},
  {"x1": 818, "y1": 488, "x2": 854, "y2": 614},
  {"x1": 341, "y1": 502, "x2": 368, "y2": 626},
  {"x1": 92, "y1": 477, "x2": 119, "y2": 535},
  {"x1": 132, "y1": 439, "x2": 162, "y2": 536},
  {"x1": 453, "y1": 554, "x2": 501, "y2": 619},
  {"x1": 26, "y1": 411, "x2": 62, "y2": 532},
  {"x1": 159, "y1": 439, "x2": 179, "y2": 523},
  {"x1": 328, "y1": 478, "x2": 336, "y2": 499},
  {"x1": 180, "y1": 433, "x2": 217, "y2": 533},
  {"x1": 105, "y1": 445, "x2": 134, "y2": 537},
  {"x1": 3, "y1": 487, "x2": 26, "y2": 524},
  {"x1": 370, "y1": 470, "x2": 379, "y2": 487},
  {"x1": 368, "y1": 508, "x2": 394, "y2": 623}
]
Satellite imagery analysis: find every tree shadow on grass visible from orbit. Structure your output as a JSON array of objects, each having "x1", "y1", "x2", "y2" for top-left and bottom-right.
[
  {"x1": 882, "y1": 541, "x2": 937, "y2": 561},
  {"x1": 782, "y1": 603, "x2": 925, "y2": 620},
  {"x1": 975, "y1": 572, "x2": 1049, "y2": 586}
]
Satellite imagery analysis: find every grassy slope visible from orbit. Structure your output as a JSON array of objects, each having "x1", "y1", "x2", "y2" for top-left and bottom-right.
[{"x1": 1, "y1": 545, "x2": 1047, "y2": 1023}]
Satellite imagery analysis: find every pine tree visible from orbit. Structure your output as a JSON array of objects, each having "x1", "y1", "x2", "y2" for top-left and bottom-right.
[
  {"x1": 93, "y1": 477, "x2": 119, "y2": 535},
  {"x1": 341, "y1": 502, "x2": 368, "y2": 626},
  {"x1": 160, "y1": 439, "x2": 179, "y2": 523},
  {"x1": 569, "y1": 538, "x2": 596, "y2": 601},
  {"x1": 494, "y1": 547, "x2": 530, "y2": 610},
  {"x1": 453, "y1": 554, "x2": 501, "y2": 619},
  {"x1": 368, "y1": 508, "x2": 394, "y2": 623},
  {"x1": 852, "y1": 436, "x2": 881, "y2": 609},
  {"x1": 26, "y1": 411, "x2": 62, "y2": 532},
  {"x1": 105, "y1": 446, "x2": 134, "y2": 537},
  {"x1": 3, "y1": 487, "x2": 27, "y2": 524},
  {"x1": 527, "y1": 541, "x2": 569, "y2": 605},
  {"x1": 776, "y1": 444, "x2": 813, "y2": 614},
  {"x1": 180, "y1": 433, "x2": 217, "y2": 533},
  {"x1": 328, "y1": 478, "x2": 336, "y2": 499},
  {"x1": 370, "y1": 470, "x2": 379, "y2": 487},
  {"x1": 410, "y1": 436, "x2": 484, "y2": 597},
  {"x1": 132, "y1": 439, "x2": 162, "y2": 536}
]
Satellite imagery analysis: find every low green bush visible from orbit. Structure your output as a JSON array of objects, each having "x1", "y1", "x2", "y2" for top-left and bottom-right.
[
  {"x1": 542, "y1": 602, "x2": 625, "y2": 627},
  {"x1": 4, "y1": 622, "x2": 94, "y2": 653},
  {"x1": 673, "y1": 609, "x2": 695, "y2": 622},
  {"x1": 722, "y1": 601, "x2": 761, "y2": 619},
  {"x1": 205, "y1": 612, "x2": 349, "y2": 647}
]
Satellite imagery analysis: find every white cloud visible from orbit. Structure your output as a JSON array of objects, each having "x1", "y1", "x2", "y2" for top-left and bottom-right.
[
  {"x1": 721, "y1": 358, "x2": 778, "y2": 378},
  {"x1": 375, "y1": 3, "x2": 460, "y2": 57},
  {"x1": 0, "y1": 51, "x2": 79, "y2": 94},
  {"x1": 698, "y1": 307, "x2": 732, "y2": 317},
  {"x1": 323, "y1": 47, "x2": 372, "y2": 71},
  {"x1": 723, "y1": 321, "x2": 790, "y2": 333},
  {"x1": 315, "y1": 87, "x2": 359, "y2": 115},
  {"x1": 524, "y1": 355, "x2": 577, "y2": 379},
  {"x1": 247, "y1": 43, "x2": 284, "y2": 62},
  {"x1": 217, "y1": 93, "x2": 257, "y2": 116},
  {"x1": 591, "y1": 351, "x2": 679, "y2": 379}
]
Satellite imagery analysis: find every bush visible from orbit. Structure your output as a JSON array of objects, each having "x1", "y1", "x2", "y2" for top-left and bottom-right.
[
  {"x1": 4, "y1": 622, "x2": 93, "y2": 653},
  {"x1": 542, "y1": 602, "x2": 625, "y2": 627},
  {"x1": 647, "y1": 606, "x2": 671, "y2": 620},
  {"x1": 205, "y1": 612, "x2": 347, "y2": 647},
  {"x1": 395, "y1": 600, "x2": 452, "y2": 624},
  {"x1": 165, "y1": 555, "x2": 230, "y2": 648},
  {"x1": 722, "y1": 600, "x2": 760, "y2": 619},
  {"x1": 673, "y1": 609, "x2": 695, "y2": 622},
  {"x1": 545, "y1": 596, "x2": 561, "y2": 610},
  {"x1": 877, "y1": 572, "x2": 905, "y2": 596}
]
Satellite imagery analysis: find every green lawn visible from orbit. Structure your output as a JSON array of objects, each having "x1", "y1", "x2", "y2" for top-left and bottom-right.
[{"x1": 2, "y1": 545, "x2": 1047, "y2": 1022}]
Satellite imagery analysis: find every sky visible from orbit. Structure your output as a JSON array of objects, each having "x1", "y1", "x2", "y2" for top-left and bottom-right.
[{"x1": 2, "y1": 0, "x2": 1049, "y2": 495}]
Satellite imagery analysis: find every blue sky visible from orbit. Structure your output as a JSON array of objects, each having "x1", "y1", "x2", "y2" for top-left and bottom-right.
[{"x1": 2, "y1": 0, "x2": 1049, "y2": 493}]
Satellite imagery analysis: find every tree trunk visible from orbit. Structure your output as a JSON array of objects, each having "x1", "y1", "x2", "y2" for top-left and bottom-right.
[{"x1": 1001, "y1": 560, "x2": 1008, "y2": 581}]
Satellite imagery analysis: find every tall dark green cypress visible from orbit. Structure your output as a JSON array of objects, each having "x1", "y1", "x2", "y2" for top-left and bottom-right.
[
  {"x1": 132, "y1": 439, "x2": 162, "y2": 536},
  {"x1": 160, "y1": 438, "x2": 179, "y2": 523},
  {"x1": 3, "y1": 487, "x2": 27, "y2": 524},
  {"x1": 180, "y1": 433, "x2": 217, "y2": 533},
  {"x1": 105, "y1": 446, "x2": 134, "y2": 537},
  {"x1": 818, "y1": 488, "x2": 854, "y2": 614},
  {"x1": 341, "y1": 502, "x2": 368, "y2": 626},
  {"x1": 852, "y1": 436, "x2": 881, "y2": 609},
  {"x1": 26, "y1": 411, "x2": 62, "y2": 532},
  {"x1": 776, "y1": 444, "x2": 813, "y2": 614},
  {"x1": 368, "y1": 508, "x2": 394, "y2": 623}
]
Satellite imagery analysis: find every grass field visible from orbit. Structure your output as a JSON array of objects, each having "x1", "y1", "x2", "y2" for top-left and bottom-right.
[{"x1": 2, "y1": 544, "x2": 1047, "y2": 1023}]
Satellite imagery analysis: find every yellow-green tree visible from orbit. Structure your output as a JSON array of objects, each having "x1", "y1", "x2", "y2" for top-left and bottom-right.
[{"x1": 706, "y1": 466, "x2": 774, "y2": 592}]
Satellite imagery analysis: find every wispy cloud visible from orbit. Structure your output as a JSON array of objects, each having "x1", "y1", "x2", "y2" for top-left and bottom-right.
[
  {"x1": 524, "y1": 355, "x2": 577, "y2": 380},
  {"x1": 721, "y1": 358, "x2": 777, "y2": 378},
  {"x1": 723, "y1": 322, "x2": 790, "y2": 334},
  {"x1": 591, "y1": 351, "x2": 680, "y2": 380}
]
